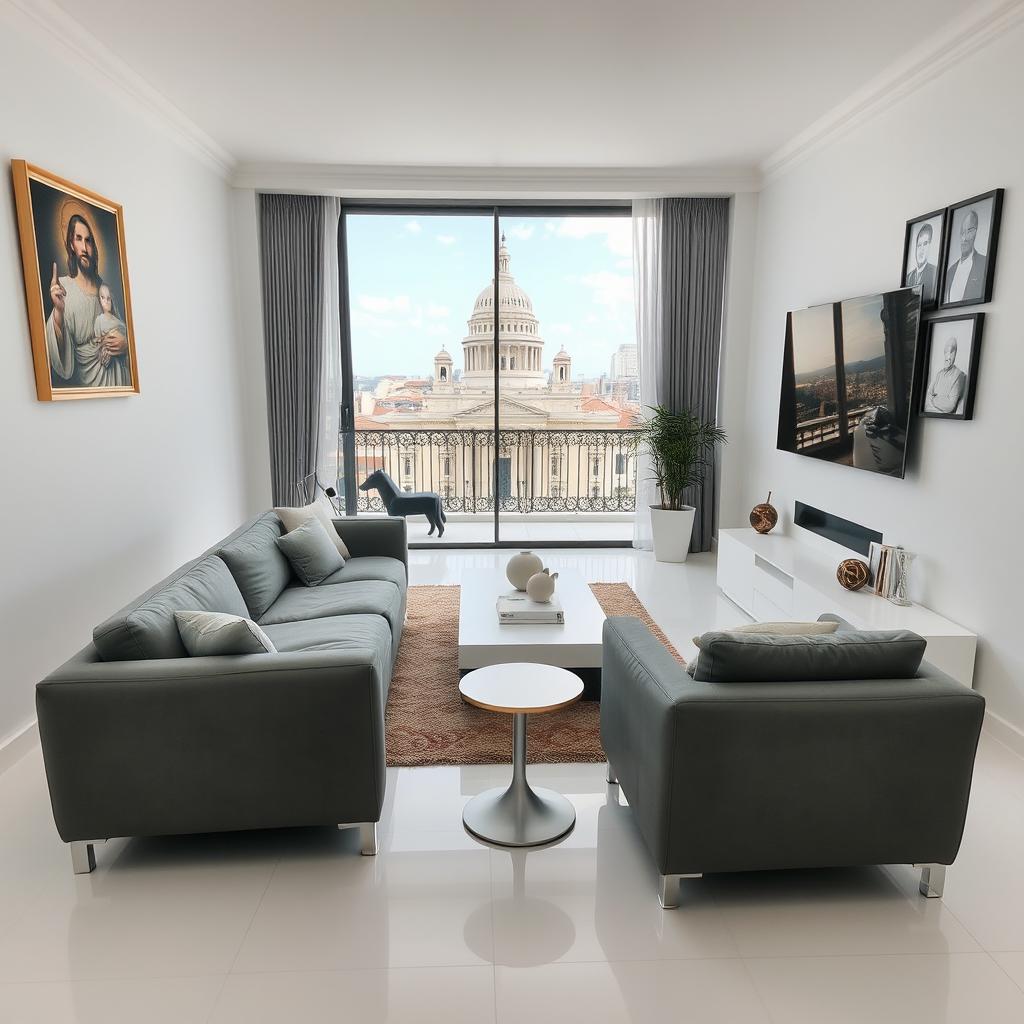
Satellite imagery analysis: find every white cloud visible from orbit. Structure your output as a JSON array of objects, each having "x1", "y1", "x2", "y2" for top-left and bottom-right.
[
  {"x1": 436, "y1": 234, "x2": 456, "y2": 246},
  {"x1": 351, "y1": 309, "x2": 398, "y2": 331},
  {"x1": 404, "y1": 221, "x2": 422, "y2": 233},
  {"x1": 549, "y1": 323, "x2": 574, "y2": 336},
  {"x1": 426, "y1": 304, "x2": 450, "y2": 319},
  {"x1": 426, "y1": 324, "x2": 450, "y2": 336},
  {"x1": 506, "y1": 224, "x2": 534, "y2": 241},
  {"x1": 556, "y1": 217, "x2": 632, "y2": 258},
  {"x1": 572, "y1": 271, "x2": 634, "y2": 313},
  {"x1": 358, "y1": 294, "x2": 411, "y2": 314}
]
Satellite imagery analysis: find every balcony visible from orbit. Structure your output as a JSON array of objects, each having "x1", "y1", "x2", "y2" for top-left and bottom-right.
[{"x1": 349, "y1": 428, "x2": 640, "y2": 544}]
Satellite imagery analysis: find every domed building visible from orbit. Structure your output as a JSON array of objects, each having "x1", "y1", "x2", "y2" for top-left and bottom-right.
[
  {"x1": 356, "y1": 237, "x2": 638, "y2": 513},
  {"x1": 461, "y1": 237, "x2": 547, "y2": 390}
]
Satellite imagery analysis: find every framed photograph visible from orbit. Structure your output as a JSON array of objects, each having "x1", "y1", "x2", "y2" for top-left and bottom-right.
[
  {"x1": 940, "y1": 188, "x2": 1004, "y2": 309},
  {"x1": 11, "y1": 160, "x2": 139, "y2": 401},
  {"x1": 901, "y1": 208, "x2": 946, "y2": 309},
  {"x1": 919, "y1": 313, "x2": 984, "y2": 420}
]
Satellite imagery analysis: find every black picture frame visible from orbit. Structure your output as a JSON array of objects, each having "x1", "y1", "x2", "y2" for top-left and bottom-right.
[
  {"x1": 901, "y1": 207, "x2": 946, "y2": 310},
  {"x1": 939, "y1": 188, "x2": 1004, "y2": 309},
  {"x1": 919, "y1": 313, "x2": 984, "y2": 420}
]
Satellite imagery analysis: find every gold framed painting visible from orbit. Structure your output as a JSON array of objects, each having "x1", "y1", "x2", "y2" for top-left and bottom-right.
[{"x1": 12, "y1": 160, "x2": 140, "y2": 401}]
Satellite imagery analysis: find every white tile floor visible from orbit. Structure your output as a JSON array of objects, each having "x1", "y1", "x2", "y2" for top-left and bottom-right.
[{"x1": 2, "y1": 548, "x2": 1023, "y2": 1022}]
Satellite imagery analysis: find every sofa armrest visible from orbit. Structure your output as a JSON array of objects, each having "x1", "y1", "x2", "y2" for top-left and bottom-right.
[
  {"x1": 37, "y1": 649, "x2": 387, "y2": 842},
  {"x1": 332, "y1": 516, "x2": 407, "y2": 570},
  {"x1": 600, "y1": 617, "x2": 691, "y2": 868}
]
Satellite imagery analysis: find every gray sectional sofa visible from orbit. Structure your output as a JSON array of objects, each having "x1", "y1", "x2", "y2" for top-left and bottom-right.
[{"x1": 36, "y1": 511, "x2": 407, "y2": 874}]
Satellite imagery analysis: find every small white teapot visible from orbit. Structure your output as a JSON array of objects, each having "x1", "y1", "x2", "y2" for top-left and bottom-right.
[{"x1": 526, "y1": 568, "x2": 559, "y2": 603}]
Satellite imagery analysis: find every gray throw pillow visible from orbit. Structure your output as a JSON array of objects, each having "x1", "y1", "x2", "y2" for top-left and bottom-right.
[
  {"x1": 689, "y1": 629, "x2": 927, "y2": 683},
  {"x1": 174, "y1": 610, "x2": 277, "y2": 656},
  {"x1": 275, "y1": 516, "x2": 346, "y2": 586}
]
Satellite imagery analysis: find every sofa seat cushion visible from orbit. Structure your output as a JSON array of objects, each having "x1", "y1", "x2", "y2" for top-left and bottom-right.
[
  {"x1": 259, "y1": 579, "x2": 403, "y2": 635},
  {"x1": 218, "y1": 512, "x2": 294, "y2": 620},
  {"x1": 93, "y1": 555, "x2": 249, "y2": 661},
  {"x1": 261, "y1": 614, "x2": 392, "y2": 688},
  {"x1": 320, "y1": 556, "x2": 407, "y2": 591}
]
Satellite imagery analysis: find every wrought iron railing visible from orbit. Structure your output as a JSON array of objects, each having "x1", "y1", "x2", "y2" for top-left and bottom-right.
[{"x1": 351, "y1": 428, "x2": 640, "y2": 513}]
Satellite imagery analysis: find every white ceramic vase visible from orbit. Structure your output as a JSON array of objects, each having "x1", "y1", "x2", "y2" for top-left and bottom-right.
[
  {"x1": 526, "y1": 569, "x2": 559, "y2": 603},
  {"x1": 506, "y1": 551, "x2": 544, "y2": 591},
  {"x1": 649, "y1": 505, "x2": 696, "y2": 563}
]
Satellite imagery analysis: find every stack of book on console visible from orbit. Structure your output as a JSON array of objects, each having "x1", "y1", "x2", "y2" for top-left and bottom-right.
[{"x1": 496, "y1": 592, "x2": 564, "y2": 625}]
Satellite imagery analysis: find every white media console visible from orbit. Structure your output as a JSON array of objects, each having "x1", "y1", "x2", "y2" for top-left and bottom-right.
[{"x1": 716, "y1": 528, "x2": 977, "y2": 687}]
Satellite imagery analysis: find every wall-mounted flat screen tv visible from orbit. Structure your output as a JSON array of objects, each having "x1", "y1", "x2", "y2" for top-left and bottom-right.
[{"x1": 777, "y1": 287, "x2": 922, "y2": 478}]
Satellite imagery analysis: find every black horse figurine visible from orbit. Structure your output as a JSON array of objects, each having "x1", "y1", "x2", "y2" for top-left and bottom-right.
[{"x1": 359, "y1": 469, "x2": 447, "y2": 537}]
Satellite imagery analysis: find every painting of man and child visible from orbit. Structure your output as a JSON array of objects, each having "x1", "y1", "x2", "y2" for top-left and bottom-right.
[{"x1": 12, "y1": 161, "x2": 139, "y2": 401}]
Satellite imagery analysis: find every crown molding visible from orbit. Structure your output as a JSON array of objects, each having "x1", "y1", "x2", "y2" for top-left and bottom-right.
[
  {"x1": 230, "y1": 162, "x2": 762, "y2": 198},
  {"x1": 762, "y1": 0, "x2": 1024, "y2": 183},
  {"x1": 4, "y1": 0, "x2": 235, "y2": 178}
]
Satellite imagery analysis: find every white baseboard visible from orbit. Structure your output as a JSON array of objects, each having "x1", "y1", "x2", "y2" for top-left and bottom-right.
[
  {"x1": 984, "y1": 709, "x2": 1024, "y2": 760},
  {"x1": 0, "y1": 719, "x2": 39, "y2": 776}
]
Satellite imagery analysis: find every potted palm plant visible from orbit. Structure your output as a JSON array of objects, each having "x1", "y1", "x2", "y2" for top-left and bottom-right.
[{"x1": 638, "y1": 405, "x2": 727, "y2": 562}]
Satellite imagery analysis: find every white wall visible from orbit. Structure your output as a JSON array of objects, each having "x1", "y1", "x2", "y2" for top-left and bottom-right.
[
  {"x1": 0, "y1": 10, "x2": 250, "y2": 745},
  {"x1": 733, "y1": 21, "x2": 1024, "y2": 732}
]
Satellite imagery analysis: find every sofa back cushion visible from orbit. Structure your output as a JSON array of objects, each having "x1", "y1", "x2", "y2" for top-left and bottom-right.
[
  {"x1": 218, "y1": 512, "x2": 294, "y2": 619},
  {"x1": 93, "y1": 555, "x2": 249, "y2": 660},
  {"x1": 688, "y1": 629, "x2": 927, "y2": 683}
]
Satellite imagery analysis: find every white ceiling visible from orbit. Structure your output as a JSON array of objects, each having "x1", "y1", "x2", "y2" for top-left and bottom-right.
[{"x1": 52, "y1": 0, "x2": 979, "y2": 170}]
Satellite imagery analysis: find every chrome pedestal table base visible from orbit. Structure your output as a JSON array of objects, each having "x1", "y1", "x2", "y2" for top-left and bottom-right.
[{"x1": 462, "y1": 712, "x2": 576, "y2": 847}]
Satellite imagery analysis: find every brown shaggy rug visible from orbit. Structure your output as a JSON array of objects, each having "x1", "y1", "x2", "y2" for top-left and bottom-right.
[{"x1": 385, "y1": 583, "x2": 684, "y2": 767}]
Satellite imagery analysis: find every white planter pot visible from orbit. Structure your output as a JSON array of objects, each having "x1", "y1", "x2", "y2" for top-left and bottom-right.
[{"x1": 650, "y1": 505, "x2": 696, "y2": 563}]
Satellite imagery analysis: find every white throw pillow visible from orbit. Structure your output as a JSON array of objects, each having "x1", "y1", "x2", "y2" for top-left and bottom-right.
[
  {"x1": 174, "y1": 610, "x2": 277, "y2": 656},
  {"x1": 692, "y1": 619, "x2": 839, "y2": 650},
  {"x1": 275, "y1": 500, "x2": 351, "y2": 559}
]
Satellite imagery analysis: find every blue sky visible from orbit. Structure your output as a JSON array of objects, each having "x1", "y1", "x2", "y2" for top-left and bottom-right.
[{"x1": 346, "y1": 213, "x2": 635, "y2": 379}]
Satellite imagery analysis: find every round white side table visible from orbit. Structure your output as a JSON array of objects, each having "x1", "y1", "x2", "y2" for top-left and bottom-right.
[{"x1": 458, "y1": 663, "x2": 583, "y2": 847}]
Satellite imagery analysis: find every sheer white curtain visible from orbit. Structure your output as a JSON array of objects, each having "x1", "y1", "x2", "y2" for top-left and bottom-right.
[
  {"x1": 316, "y1": 197, "x2": 343, "y2": 504},
  {"x1": 632, "y1": 199, "x2": 664, "y2": 550}
]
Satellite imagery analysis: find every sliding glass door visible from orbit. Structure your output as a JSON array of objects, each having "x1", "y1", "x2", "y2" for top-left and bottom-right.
[
  {"x1": 339, "y1": 205, "x2": 636, "y2": 547},
  {"x1": 494, "y1": 212, "x2": 637, "y2": 547}
]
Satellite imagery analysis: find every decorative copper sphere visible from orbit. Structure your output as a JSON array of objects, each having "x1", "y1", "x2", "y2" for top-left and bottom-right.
[
  {"x1": 837, "y1": 558, "x2": 870, "y2": 591},
  {"x1": 749, "y1": 491, "x2": 778, "y2": 534}
]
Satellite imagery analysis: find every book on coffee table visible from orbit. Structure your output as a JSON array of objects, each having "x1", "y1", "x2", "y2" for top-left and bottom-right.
[{"x1": 496, "y1": 592, "x2": 564, "y2": 624}]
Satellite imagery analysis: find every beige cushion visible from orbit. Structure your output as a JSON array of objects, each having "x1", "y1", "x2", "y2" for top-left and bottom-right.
[
  {"x1": 174, "y1": 610, "x2": 277, "y2": 656},
  {"x1": 275, "y1": 500, "x2": 351, "y2": 559},
  {"x1": 692, "y1": 619, "x2": 839, "y2": 650}
]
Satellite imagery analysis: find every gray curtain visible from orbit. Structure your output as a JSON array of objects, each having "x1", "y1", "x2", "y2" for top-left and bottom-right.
[
  {"x1": 258, "y1": 194, "x2": 328, "y2": 507},
  {"x1": 658, "y1": 198, "x2": 730, "y2": 552}
]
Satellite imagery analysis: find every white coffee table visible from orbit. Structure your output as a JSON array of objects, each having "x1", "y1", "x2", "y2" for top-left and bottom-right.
[
  {"x1": 458, "y1": 569, "x2": 605, "y2": 691},
  {"x1": 459, "y1": 663, "x2": 583, "y2": 847}
]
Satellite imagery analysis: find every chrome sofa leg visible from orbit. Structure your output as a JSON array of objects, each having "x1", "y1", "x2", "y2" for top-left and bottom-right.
[
  {"x1": 339, "y1": 821, "x2": 379, "y2": 856},
  {"x1": 658, "y1": 872, "x2": 702, "y2": 909},
  {"x1": 916, "y1": 863, "x2": 946, "y2": 898},
  {"x1": 359, "y1": 822, "x2": 378, "y2": 856},
  {"x1": 606, "y1": 763, "x2": 618, "y2": 785},
  {"x1": 70, "y1": 841, "x2": 97, "y2": 875}
]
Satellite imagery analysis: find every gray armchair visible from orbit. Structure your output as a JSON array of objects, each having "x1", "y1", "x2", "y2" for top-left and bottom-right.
[{"x1": 599, "y1": 617, "x2": 985, "y2": 908}]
